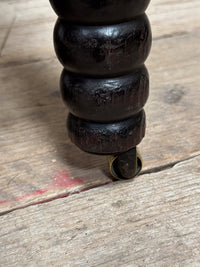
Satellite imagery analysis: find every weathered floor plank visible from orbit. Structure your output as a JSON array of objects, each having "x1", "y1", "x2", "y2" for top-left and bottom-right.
[
  {"x1": 0, "y1": 32, "x2": 199, "y2": 214},
  {"x1": 0, "y1": 0, "x2": 200, "y2": 66},
  {"x1": 0, "y1": 156, "x2": 199, "y2": 266},
  {"x1": 0, "y1": 0, "x2": 200, "y2": 213}
]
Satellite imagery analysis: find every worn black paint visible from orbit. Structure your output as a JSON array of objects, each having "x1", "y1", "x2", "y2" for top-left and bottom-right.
[
  {"x1": 54, "y1": 15, "x2": 152, "y2": 77},
  {"x1": 50, "y1": 0, "x2": 152, "y2": 178},
  {"x1": 61, "y1": 66, "x2": 149, "y2": 122},
  {"x1": 50, "y1": 0, "x2": 150, "y2": 24},
  {"x1": 67, "y1": 110, "x2": 146, "y2": 154}
]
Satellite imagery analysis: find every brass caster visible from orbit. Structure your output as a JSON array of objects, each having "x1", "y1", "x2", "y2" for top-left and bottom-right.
[{"x1": 108, "y1": 147, "x2": 142, "y2": 180}]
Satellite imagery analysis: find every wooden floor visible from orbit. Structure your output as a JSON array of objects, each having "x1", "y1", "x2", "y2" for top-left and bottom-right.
[{"x1": 0, "y1": 0, "x2": 200, "y2": 265}]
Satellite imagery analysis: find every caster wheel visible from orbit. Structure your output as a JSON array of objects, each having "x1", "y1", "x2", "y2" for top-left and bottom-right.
[{"x1": 108, "y1": 147, "x2": 142, "y2": 180}]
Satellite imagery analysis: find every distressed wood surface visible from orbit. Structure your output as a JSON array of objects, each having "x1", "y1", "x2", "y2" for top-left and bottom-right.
[
  {"x1": 0, "y1": 156, "x2": 199, "y2": 266},
  {"x1": 1, "y1": 0, "x2": 200, "y2": 66},
  {"x1": 0, "y1": 0, "x2": 200, "y2": 214}
]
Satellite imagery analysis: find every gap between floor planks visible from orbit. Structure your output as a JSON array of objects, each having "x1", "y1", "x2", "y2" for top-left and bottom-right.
[
  {"x1": 0, "y1": 35, "x2": 199, "y2": 213},
  {"x1": 0, "y1": 153, "x2": 199, "y2": 217},
  {"x1": 0, "y1": 0, "x2": 200, "y2": 214},
  {"x1": 0, "y1": 155, "x2": 199, "y2": 266}
]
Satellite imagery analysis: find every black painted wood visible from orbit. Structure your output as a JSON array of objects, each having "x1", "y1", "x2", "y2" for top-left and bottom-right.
[
  {"x1": 60, "y1": 66, "x2": 149, "y2": 122},
  {"x1": 50, "y1": 0, "x2": 150, "y2": 24},
  {"x1": 67, "y1": 110, "x2": 146, "y2": 154},
  {"x1": 50, "y1": 0, "x2": 152, "y2": 178},
  {"x1": 54, "y1": 15, "x2": 152, "y2": 77}
]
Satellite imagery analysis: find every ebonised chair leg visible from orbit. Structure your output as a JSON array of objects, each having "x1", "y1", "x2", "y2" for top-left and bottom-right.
[{"x1": 50, "y1": 0, "x2": 152, "y2": 180}]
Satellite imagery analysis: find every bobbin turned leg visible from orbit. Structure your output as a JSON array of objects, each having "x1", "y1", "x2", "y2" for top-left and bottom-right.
[
  {"x1": 67, "y1": 109, "x2": 146, "y2": 180},
  {"x1": 50, "y1": 0, "x2": 152, "y2": 180}
]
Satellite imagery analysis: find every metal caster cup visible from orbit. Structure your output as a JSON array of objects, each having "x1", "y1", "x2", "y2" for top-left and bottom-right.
[{"x1": 108, "y1": 147, "x2": 142, "y2": 180}]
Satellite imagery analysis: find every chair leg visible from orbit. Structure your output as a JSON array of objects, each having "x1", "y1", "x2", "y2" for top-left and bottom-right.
[{"x1": 50, "y1": 0, "x2": 152, "y2": 180}]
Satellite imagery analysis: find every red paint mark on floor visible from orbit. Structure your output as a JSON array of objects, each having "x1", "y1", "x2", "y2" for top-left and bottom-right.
[
  {"x1": 0, "y1": 200, "x2": 8, "y2": 205},
  {"x1": 0, "y1": 169, "x2": 84, "y2": 204},
  {"x1": 16, "y1": 189, "x2": 48, "y2": 200},
  {"x1": 50, "y1": 169, "x2": 83, "y2": 188}
]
